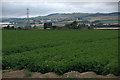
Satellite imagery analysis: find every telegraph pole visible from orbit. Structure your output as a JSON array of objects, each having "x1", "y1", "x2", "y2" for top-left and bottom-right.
[
  {"x1": 27, "y1": 8, "x2": 29, "y2": 22},
  {"x1": 26, "y1": 8, "x2": 30, "y2": 28}
]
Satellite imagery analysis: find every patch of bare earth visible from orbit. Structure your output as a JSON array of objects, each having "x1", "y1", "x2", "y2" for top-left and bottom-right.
[
  {"x1": 63, "y1": 71, "x2": 81, "y2": 78},
  {"x1": 97, "y1": 74, "x2": 119, "y2": 78},
  {"x1": 63, "y1": 71, "x2": 98, "y2": 78},
  {"x1": 2, "y1": 70, "x2": 27, "y2": 78},
  {"x1": 2, "y1": 70, "x2": 120, "y2": 78},
  {"x1": 80, "y1": 72, "x2": 98, "y2": 78},
  {"x1": 31, "y1": 72, "x2": 44, "y2": 78},
  {"x1": 63, "y1": 71, "x2": 119, "y2": 78},
  {"x1": 44, "y1": 72, "x2": 58, "y2": 78}
]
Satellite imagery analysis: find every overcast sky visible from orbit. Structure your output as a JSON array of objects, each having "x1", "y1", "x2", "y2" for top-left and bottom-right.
[{"x1": 2, "y1": 2, "x2": 118, "y2": 18}]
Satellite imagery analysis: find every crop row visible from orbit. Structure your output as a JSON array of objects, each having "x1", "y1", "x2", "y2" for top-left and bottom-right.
[{"x1": 2, "y1": 30, "x2": 119, "y2": 75}]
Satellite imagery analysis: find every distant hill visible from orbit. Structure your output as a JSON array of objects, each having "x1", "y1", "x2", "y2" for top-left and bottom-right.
[
  {"x1": 32, "y1": 12, "x2": 119, "y2": 20},
  {"x1": 83, "y1": 12, "x2": 119, "y2": 17},
  {"x1": 2, "y1": 12, "x2": 119, "y2": 26},
  {"x1": 33, "y1": 13, "x2": 93, "y2": 20},
  {"x1": 2, "y1": 12, "x2": 119, "y2": 21}
]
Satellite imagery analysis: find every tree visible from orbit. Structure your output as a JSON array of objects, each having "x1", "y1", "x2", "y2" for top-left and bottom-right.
[
  {"x1": 52, "y1": 25, "x2": 57, "y2": 29},
  {"x1": 6, "y1": 25, "x2": 10, "y2": 29},
  {"x1": 88, "y1": 26, "x2": 90, "y2": 29},
  {"x1": 33, "y1": 25, "x2": 36, "y2": 28},
  {"x1": 3, "y1": 27, "x2": 7, "y2": 29},
  {"x1": 18, "y1": 27, "x2": 21, "y2": 29},
  {"x1": 70, "y1": 21, "x2": 78, "y2": 29},
  {"x1": 44, "y1": 23, "x2": 47, "y2": 29},
  {"x1": 11, "y1": 26, "x2": 14, "y2": 29}
]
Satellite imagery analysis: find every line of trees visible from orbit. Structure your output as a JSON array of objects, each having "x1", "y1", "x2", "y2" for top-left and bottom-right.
[
  {"x1": 63, "y1": 21, "x2": 93, "y2": 30},
  {"x1": 64, "y1": 21, "x2": 78, "y2": 29},
  {"x1": 3, "y1": 25, "x2": 15, "y2": 30},
  {"x1": 4, "y1": 21, "x2": 120, "y2": 30},
  {"x1": 43, "y1": 21, "x2": 93, "y2": 30},
  {"x1": 3, "y1": 25, "x2": 25, "y2": 30}
]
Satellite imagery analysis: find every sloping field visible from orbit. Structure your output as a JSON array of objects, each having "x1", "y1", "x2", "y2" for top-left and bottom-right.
[{"x1": 2, "y1": 30, "x2": 119, "y2": 75}]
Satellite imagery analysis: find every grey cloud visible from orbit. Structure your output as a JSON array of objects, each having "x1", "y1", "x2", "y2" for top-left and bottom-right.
[
  {"x1": 2, "y1": 0, "x2": 120, "y2": 2},
  {"x1": 2, "y1": 2, "x2": 118, "y2": 18}
]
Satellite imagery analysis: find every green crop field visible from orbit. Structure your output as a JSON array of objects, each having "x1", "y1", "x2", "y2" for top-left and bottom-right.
[{"x1": 2, "y1": 30, "x2": 119, "y2": 75}]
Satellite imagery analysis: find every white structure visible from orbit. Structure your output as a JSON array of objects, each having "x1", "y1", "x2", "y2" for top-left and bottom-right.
[{"x1": 0, "y1": 22, "x2": 14, "y2": 28}]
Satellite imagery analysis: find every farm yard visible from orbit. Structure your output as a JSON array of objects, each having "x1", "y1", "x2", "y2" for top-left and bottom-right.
[{"x1": 2, "y1": 30, "x2": 119, "y2": 77}]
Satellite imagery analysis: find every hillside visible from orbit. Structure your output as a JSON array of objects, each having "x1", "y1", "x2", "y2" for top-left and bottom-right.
[
  {"x1": 32, "y1": 12, "x2": 119, "y2": 20},
  {"x1": 2, "y1": 12, "x2": 119, "y2": 28},
  {"x1": 33, "y1": 13, "x2": 92, "y2": 20}
]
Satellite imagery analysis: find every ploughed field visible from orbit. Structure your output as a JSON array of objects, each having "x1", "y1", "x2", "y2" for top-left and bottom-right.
[{"x1": 2, "y1": 30, "x2": 119, "y2": 75}]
